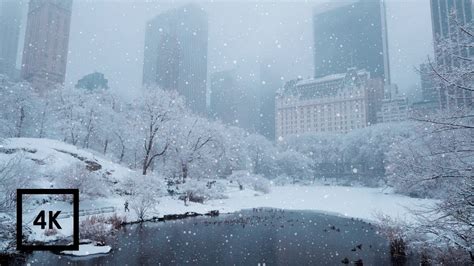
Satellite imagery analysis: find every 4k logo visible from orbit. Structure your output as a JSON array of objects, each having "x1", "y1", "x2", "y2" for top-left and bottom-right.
[
  {"x1": 17, "y1": 189, "x2": 79, "y2": 251},
  {"x1": 33, "y1": 210, "x2": 62, "y2": 230}
]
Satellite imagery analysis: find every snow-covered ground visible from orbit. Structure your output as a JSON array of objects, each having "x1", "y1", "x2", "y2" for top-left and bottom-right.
[
  {"x1": 0, "y1": 138, "x2": 437, "y2": 245},
  {"x1": 97, "y1": 185, "x2": 436, "y2": 223}
]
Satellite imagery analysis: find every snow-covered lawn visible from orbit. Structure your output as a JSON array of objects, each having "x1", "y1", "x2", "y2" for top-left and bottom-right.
[
  {"x1": 123, "y1": 185, "x2": 436, "y2": 223},
  {"x1": 1, "y1": 137, "x2": 437, "y2": 244}
]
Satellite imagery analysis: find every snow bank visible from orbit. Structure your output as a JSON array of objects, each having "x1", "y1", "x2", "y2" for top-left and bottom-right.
[
  {"x1": 61, "y1": 244, "x2": 111, "y2": 256},
  {"x1": 0, "y1": 138, "x2": 133, "y2": 183}
]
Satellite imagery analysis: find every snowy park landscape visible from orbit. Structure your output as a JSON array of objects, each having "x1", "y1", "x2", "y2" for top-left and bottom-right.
[{"x1": 1, "y1": 0, "x2": 473, "y2": 265}]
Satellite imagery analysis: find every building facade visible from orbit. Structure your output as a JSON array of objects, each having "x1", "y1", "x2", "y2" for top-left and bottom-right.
[
  {"x1": 276, "y1": 69, "x2": 383, "y2": 138},
  {"x1": 21, "y1": 0, "x2": 72, "y2": 91},
  {"x1": 0, "y1": 1, "x2": 22, "y2": 79},
  {"x1": 376, "y1": 96, "x2": 409, "y2": 123},
  {"x1": 143, "y1": 4, "x2": 208, "y2": 114},
  {"x1": 313, "y1": 0, "x2": 390, "y2": 84},
  {"x1": 430, "y1": 0, "x2": 473, "y2": 110}
]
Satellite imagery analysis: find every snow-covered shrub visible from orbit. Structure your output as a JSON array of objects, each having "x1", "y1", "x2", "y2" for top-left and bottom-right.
[
  {"x1": 228, "y1": 171, "x2": 271, "y2": 194},
  {"x1": 43, "y1": 228, "x2": 58, "y2": 237},
  {"x1": 0, "y1": 155, "x2": 33, "y2": 212},
  {"x1": 80, "y1": 215, "x2": 111, "y2": 242},
  {"x1": 107, "y1": 213, "x2": 127, "y2": 230},
  {"x1": 374, "y1": 213, "x2": 409, "y2": 264},
  {"x1": 179, "y1": 179, "x2": 228, "y2": 204},
  {"x1": 272, "y1": 175, "x2": 293, "y2": 186},
  {"x1": 54, "y1": 163, "x2": 108, "y2": 200}
]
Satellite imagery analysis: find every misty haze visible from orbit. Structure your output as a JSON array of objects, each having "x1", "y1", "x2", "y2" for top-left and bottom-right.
[{"x1": 0, "y1": 0, "x2": 472, "y2": 265}]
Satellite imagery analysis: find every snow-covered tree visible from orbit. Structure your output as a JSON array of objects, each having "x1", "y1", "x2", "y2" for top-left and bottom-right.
[
  {"x1": 387, "y1": 24, "x2": 473, "y2": 262},
  {"x1": 244, "y1": 133, "x2": 277, "y2": 177},
  {"x1": 275, "y1": 150, "x2": 314, "y2": 184},
  {"x1": 131, "y1": 89, "x2": 184, "y2": 175},
  {"x1": 168, "y1": 116, "x2": 223, "y2": 183}
]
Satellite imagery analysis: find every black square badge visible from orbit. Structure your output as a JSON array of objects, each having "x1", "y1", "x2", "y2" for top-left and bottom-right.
[{"x1": 16, "y1": 189, "x2": 79, "y2": 251}]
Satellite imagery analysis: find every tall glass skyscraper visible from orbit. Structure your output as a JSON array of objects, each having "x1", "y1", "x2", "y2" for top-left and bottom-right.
[
  {"x1": 430, "y1": 0, "x2": 473, "y2": 110},
  {"x1": 312, "y1": 0, "x2": 390, "y2": 84},
  {"x1": 143, "y1": 4, "x2": 208, "y2": 115}
]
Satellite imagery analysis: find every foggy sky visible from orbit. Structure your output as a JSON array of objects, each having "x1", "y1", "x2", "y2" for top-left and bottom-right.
[{"x1": 15, "y1": 0, "x2": 433, "y2": 99}]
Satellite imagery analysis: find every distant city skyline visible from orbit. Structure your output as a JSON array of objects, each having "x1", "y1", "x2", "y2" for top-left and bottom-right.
[{"x1": 9, "y1": 0, "x2": 433, "y2": 99}]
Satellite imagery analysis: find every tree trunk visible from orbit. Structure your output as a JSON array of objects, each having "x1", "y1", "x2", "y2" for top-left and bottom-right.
[{"x1": 182, "y1": 163, "x2": 188, "y2": 183}]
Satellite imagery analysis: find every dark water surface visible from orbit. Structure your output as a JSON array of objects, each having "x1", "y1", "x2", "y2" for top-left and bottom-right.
[{"x1": 27, "y1": 209, "x2": 396, "y2": 265}]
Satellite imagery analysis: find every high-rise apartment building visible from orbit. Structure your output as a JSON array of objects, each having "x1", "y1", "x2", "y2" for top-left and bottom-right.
[{"x1": 21, "y1": 0, "x2": 73, "y2": 91}]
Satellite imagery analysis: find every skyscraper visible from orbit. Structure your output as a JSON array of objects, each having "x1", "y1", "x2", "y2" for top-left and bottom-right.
[
  {"x1": 21, "y1": 0, "x2": 73, "y2": 91},
  {"x1": 430, "y1": 0, "x2": 473, "y2": 66},
  {"x1": 209, "y1": 69, "x2": 260, "y2": 132},
  {"x1": 430, "y1": 0, "x2": 473, "y2": 109},
  {"x1": 257, "y1": 59, "x2": 281, "y2": 140},
  {"x1": 313, "y1": 0, "x2": 390, "y2": 84},
  {"x1": 0, "y1": 1, "x2": 22, "y2": 79},
  {"x1": 210, "y1": 70, "x2": 239, "y2": 125},
  {"x1": 143, "y1": 4, "x2": 208, "y2": 114}
]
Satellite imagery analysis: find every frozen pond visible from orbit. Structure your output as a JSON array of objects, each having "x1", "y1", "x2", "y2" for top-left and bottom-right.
[{"x1": 27, "y1": 209, "x2": 396, "y2": 265}]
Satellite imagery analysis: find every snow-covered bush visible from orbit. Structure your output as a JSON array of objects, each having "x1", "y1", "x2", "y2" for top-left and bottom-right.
[
  {"x1": 228, "y1": 171, "x2": 271, "y2": 194},
  {"x1": 272, "y1": 175, "x2": 293, "y2": 186},
  {"x1": 0, "y1": 155, "x2": 33, "y2": 212},
  {"x1": 54, "y1": 163, "x2": 108, "y2": 200},
  {"x1": 80, "y1": 215, "x2": 111, "y2": 242},
  {"x1": 179, "y1": 179, "x2": 228, "y2": 204}
]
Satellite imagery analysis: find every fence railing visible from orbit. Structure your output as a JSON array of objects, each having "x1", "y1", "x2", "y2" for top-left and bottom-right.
[{"x1": 57, "y1": 206, "x2": 116, "y2": 219}]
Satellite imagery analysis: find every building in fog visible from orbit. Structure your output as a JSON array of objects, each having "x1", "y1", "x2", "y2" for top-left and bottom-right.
[
  {"x1": 0, "y1": 1, "x2": 22, "y2": 79},
  {"x1": 143, "y1": 4, "x2": 208, "y2": 114},
  {"x1": 210, "y1": 70, "x2": 239, "y2": 125},
  {"x1": 313, "y1": 0, "x2": 390, "y2": 84},
  {"x1": 276, "y1": 69, "x2": 383, "y2": 138},
  {"x1": 257, "y1": 59, "x2": 282, "y2": 140},
  {"x1": 75, "y1": 72, "x2": 109, "y2": 91},
  {"x1": 376, "y1": 97, "x2": 409, "y2": 123},
  {"x1": 21, "y1": 0, "x2": 73, "y2": 91},
  {"x1": 411, "y1": 63, "x2": 440, "y2": 113},
  {"x1": 430, "y1": 0, "x2": 473, "y2": 110},
  {"x1": 210, "y1": 69, "x2": 259, "y2": 131}
]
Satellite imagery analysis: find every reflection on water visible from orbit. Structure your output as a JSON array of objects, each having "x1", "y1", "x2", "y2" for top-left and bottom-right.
[{"x1": 28, "y1": 209, "x2": 396, "y2": 265}]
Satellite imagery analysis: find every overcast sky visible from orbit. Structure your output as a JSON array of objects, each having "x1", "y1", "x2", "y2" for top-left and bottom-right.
[{"x1": 17, "y1": 0, "x2": 433, "y2": 99}]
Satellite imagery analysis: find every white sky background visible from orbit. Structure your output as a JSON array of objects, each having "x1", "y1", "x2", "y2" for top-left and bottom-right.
[{"x1": 16, "y1": 0, "x2": 434, "y2": 99}]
